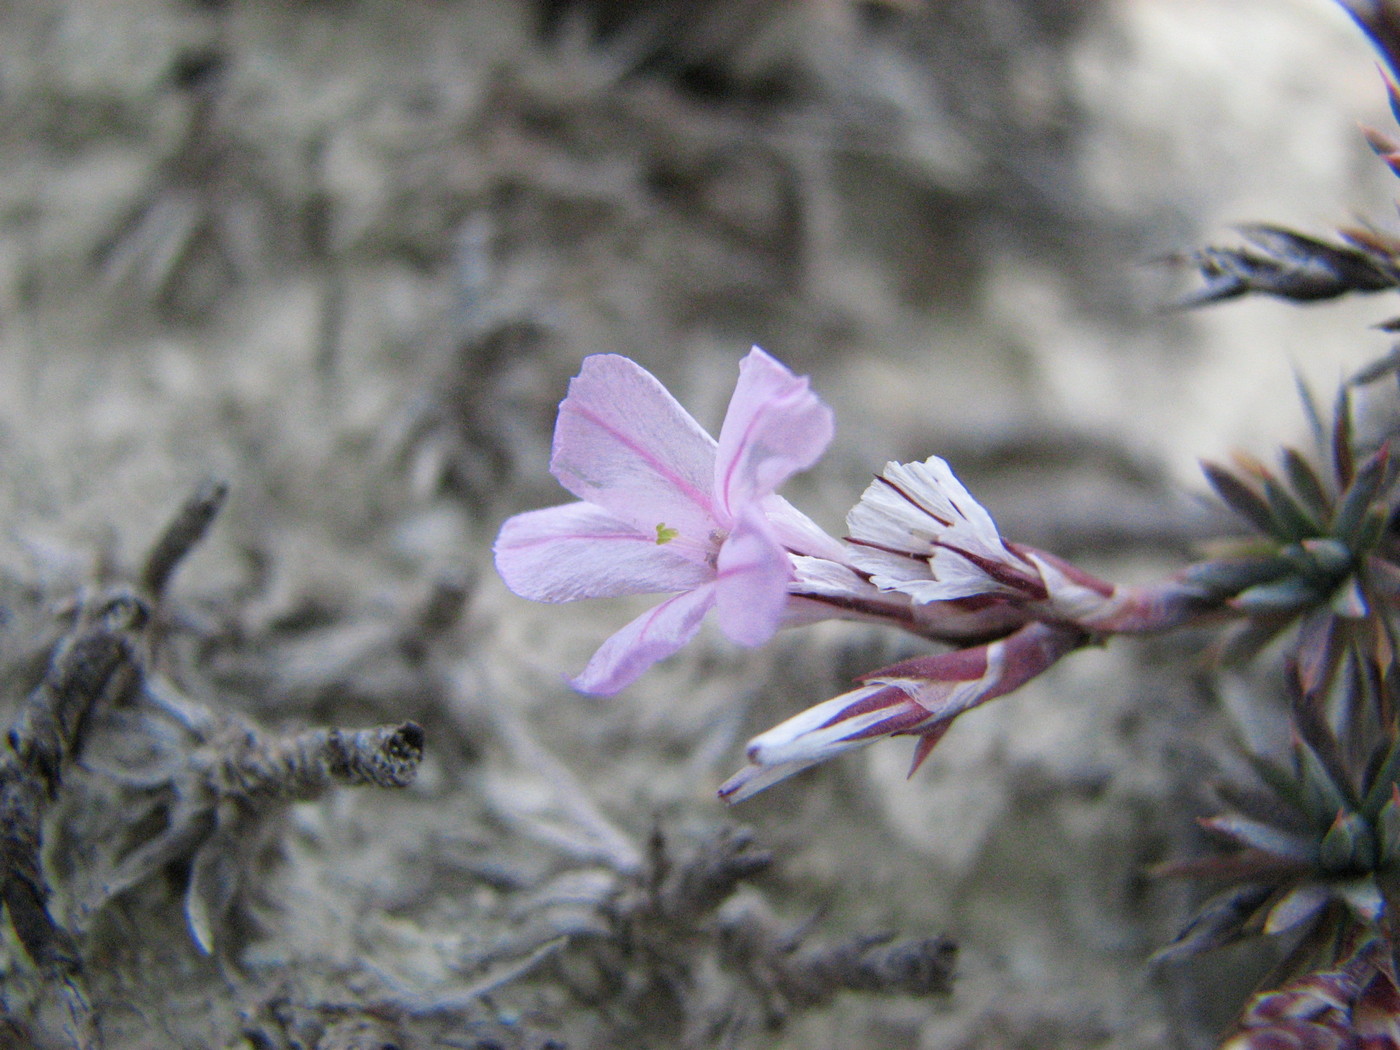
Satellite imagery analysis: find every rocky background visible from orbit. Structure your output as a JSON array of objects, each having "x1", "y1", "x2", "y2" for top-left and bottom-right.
[{"x1": 1, "y1": 1, "x2": 1398, "y2": 1047}]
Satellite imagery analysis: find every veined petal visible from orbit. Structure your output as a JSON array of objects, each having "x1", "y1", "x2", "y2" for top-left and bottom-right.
[
  {"x1": 848, "y1": 457, "x2": 1004, "y2": 558},
  {"x1": 551, "y1": 355, "x2": 719, "y2": 554},
  {"x1": 847, "y1": 457, "x2": 1036, "y2": 602},
  {"x1": 713, "y1": 504, "x2": 792, "y2": 647},
  {"x1": 718, "y1": 682, "x2": 931, "y2": 802},
  {"x1": 714, "y1": 347, "x2": 833, "y2": 521},
  {"x1": 494, "y1": 502, "x2": 711, "y2": 602},
  {"x1": 721, "y1": 622, "x2": 1085, "y2": 802},
  {"x1": 569, "y1": 584, "x2": 716, "y2": 695},
  {"x1": 745, "y1": 682, "x2": 928, "y2": 766},
  {"x1": 925, "y1": 549, "x2": 1018, "y2": 600}
]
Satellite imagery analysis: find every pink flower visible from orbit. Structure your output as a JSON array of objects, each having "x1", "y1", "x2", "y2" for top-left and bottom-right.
[
  {"x1": 494, "y1": 347, "x2": 842, "y2": 695},
  {"x1": 718, "y1": 621, "x2": 1086, "y2": 802}
]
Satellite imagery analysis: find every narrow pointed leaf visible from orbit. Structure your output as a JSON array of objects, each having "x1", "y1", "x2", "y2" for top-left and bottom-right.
[
  {"x1": 1317, "y1": 811, "x2": 1375, "y2": 874},
  {"x1": 1183, "y1": 557, "x2": 1292, "y2": 599},
  {"x1": 1294, "y1": 370, "x2": 1328, "y2": 455},
  {"x1": 1219, "y1": 616, "x2": 1296, "y2": 667},
  {"x1": 1354, "y1": 506, "x2": 1388, "y2": 557},
  {"x1": 1295, "y1": 609, "x2": 1340, "y2": 696},
  {"x1": 1245, "y1": 753, "x2": 1309, "y2": 814},
  {"x1": 1348, "y1": 344, "x2": 1400, "y2": 385},
  {"x1": 1152, "y1": 850, "x2": 1310, "y2": 883},
  {"x1": 1212, "y1": 779, "x2": 1312, "y2": 833},
  {"x1": 1280, "y1": 448, "x2": 1333, "y2": 525},
  {"x1": 1296, "y1": 746, "x2": 1354, "y2": 826},
  {"x1": 1336, "y1": 876, "x2": 1384, "y2": 922},
  {"x1": 1263, "y1": 882, "x2": 1331, "y2": 935},
  {"x1": 1199, "y1": 814, "x2": 1316, "y2": 862},
  {"x1": 1299, "y1": 538, "x2": 1355, "y2": 577},
  {"x1": 1330, "y1": 577, "x2": 1370, "y2": 619},
  {"x1": 1264, "y1": 476, "x2": 1321, "y2": 540},
  {"x1": 1233, "y1": 576, "x2": 1324, "y2": 614},
  {"x1": 1152, "y1": 884, "x2": 1275, "y2": 963},
  {"x1": 1293, "y1": 695, "x2": 1360, "y2": 808},
  {"x1": 1333, "y1": 386, "x2": 1356, "y2": 492},
  {"x1": 1332, "y1": 446, "x2": 1389, "y2": 543},
  {"x1": 1201, "y1": 460, "x2": 1276, "y2": 536},
  {"x1": 1365, "y1": 745, "x2": 1400, "y2": 821},
  {"x1": 1377, "y1": 786, "x2": 1400, "y2": 866}
]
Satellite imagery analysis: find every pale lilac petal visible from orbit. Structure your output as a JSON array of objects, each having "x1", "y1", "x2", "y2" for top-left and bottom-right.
[
  {"x1": 788, "y1": 555, "x2": 879, "y2": 603},
  {"x1": 551, "y1": 355, "x2": 719, "y2": 556},
  {"x1": 713, "y1": 347, "x2": 833, "y2": 521},
  {"x1": 761, "y1": 494, "x2": 849, "y2": 562},
  {"x1": 495, "y1": 503, "x2": 711, "y2": 602},
  {"x1": 569, "y1": 584, "x2": 717, "y2": 695},
  {"x1": 713, "y1": 504, "x2": 792, "y2": 647}
]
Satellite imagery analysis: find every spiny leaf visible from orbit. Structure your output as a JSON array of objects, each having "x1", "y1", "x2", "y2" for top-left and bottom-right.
[
  {"x1": 1334, "y1": 876, "x2": 1384, "y2": 922},
  {"x1": 1295, "y1": 609, "x2": 1341, "y2": 697},
  {"x1": 1219, "y1": 616, "x2": 1297, "y2": 667},
  {"x1": 1152, "y1": 883, "x2": 1275, "y2": 964},
  {"x1": 1264, "y1": 476, "x2": 1321, "y2": 541},
  {"x1": 1263, "y1": 882, "x2": 1331, "y2": 935},
  {"x1": 1298, "y1": 538, "x2": 1355, "y2": 577},
  {"x1": 1245, "y1": 751, "x2": 1310, "y2": 816},
  {"x1": 1281, "y1": 448, "x2": 1334, "y2": 525},
  {"x1": 1294, "y1": 370, "x2": 1328, "y2": 456},
  {"x1": 1182, "y1": 557, "x2": 1293, "y2": 599},
  {"x1": 1233, "y1": 576, "x2": 1326, "y2": 614},
  {"x1": 1376, "y1": 786, "x2": 1400, "y2": 866},
  {"x1": 1330, "y1": 577, "x2": 1370, "y2": 620},
  {"x1": 1332, "y1": 445, "x2": 1390, "y2": 544},
  {"x1": 1317, "y1": 811, "x2": 1376, "y2": 874},
  {"x1": 1292, "y1": 692, "x2": 1360, "y2": 807},
  {"x1": 1202, "y1": 460, "x2": 1277, "y2": 536},
  {"x1": 1334, "y1": 386, "x2": 1356, "y2": 492},
  {"x1": 1199, "y1": 815, "x2": 1316, "y2": 862}
]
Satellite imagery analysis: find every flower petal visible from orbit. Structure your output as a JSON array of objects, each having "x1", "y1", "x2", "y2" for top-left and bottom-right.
[
  {"x1": 551, "y1": 355, "x2": 719, "y2": 558},
  {"x1": 761, "y1": 494, "x2": 850, "y2": 562},
  {"x1": 713, "y1": 504, "x2": 792, "y2": 647},
  {"x1": 569, "y1": 584, "x2": 717, "y2": 695},
  {"x1": 714, "y1": 347, "x2": 833, "y2": 521},
  {"x1": 495, "y1": 502, "x2": 712, "y2": 602},
  {"x1": 721, "y1": 622, "x2": 1084, "y2": 801},
  {"x1": 718, "y1": 682, "x2": 929, "y2": 802},
  {"x1": 846, "y1": 457, "x2": 1035, "y2": 602}
]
